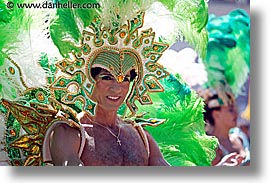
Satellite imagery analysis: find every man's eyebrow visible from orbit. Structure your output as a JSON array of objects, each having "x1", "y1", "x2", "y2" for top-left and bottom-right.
[
  {"x1": 99, "y1": 73, "x2": 112, "y2": 75},
  {"x1": 98, "y1": 71, "x2": 113, "y2": 76}
]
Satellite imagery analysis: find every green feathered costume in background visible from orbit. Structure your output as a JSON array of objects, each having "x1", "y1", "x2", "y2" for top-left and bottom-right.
[
  {"x1": 0, "y1": 0, "x2": 217, "y2": 166},
  {"x1": 137, "y1": 74, "x2": 218, "y2": 166},
  {"x1": 203, "y1": 9, "x2": 250, "y2": 98}
]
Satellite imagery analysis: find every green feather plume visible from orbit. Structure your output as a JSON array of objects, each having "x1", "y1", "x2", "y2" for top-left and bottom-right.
[
  {"x1": 49, "y1": 0, "x2": 100, "y2": 58},
  {"x1": 204, "y1": 9, "x2": 250, "y2": 96},
  {"x1": 0, "y1": 0, "x2": 29, "y2": 100},
  {"x1": 160, "y1": 0, "x2": 209, "y2": 58},
  {"x1": 50, "y1": 0, "x2": 209, "y2": 58},
  {"x1": 137, "y1": 74, "x2": 218, "y2": 166}
]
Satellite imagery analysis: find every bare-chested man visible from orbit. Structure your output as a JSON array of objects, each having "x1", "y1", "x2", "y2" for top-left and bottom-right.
[{"x1": 48, "y1": 67, "x2": 170, "y2": 166}]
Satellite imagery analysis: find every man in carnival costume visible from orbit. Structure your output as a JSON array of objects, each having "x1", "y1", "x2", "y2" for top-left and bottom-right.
[
  {"x1": 198, "y1": 9, "x2": 250, "y2": 166},
  {"x1": 0, "y1": 0, "x2": 217, "y2": 166},
  {"x1": 152, "y1": 7, "x2": 250, "y2": 166}
]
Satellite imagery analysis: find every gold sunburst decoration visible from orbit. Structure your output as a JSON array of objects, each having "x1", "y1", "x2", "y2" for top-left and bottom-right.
[{"x1": 50, "y1": 12, "x2": 169, "y2": 116}]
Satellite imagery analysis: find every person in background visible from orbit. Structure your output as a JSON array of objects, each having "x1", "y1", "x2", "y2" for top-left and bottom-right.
[{"x1": 200, "y1": 89, "x2": 250, "y2": 166}]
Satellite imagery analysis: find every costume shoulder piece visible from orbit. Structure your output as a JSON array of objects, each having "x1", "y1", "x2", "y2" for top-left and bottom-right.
[{"x1": 0, "y1": 95, "x2": 82, "y2": 165}]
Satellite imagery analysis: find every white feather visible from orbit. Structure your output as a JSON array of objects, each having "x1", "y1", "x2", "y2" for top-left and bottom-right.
[
  {"x1": 143, "y1": 2, "x2": 176, "y2": 43},
  {"x1": 7, "y1": 3, "x2": 62, "y2": 89},
  {"x1": 158, "y1": 48, "x2": 208, "y2": 87}
]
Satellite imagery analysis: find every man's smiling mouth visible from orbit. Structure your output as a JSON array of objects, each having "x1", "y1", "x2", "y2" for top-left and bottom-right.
[{"x1": 107, "y1": 96, "x2": 120, "y2": 100}]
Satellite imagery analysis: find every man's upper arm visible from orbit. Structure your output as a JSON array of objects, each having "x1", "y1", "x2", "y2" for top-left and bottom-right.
[
  {"x1": 50, "y1": 123, "x2": 82, "y2": 166},
  {"x1": 145, "y1": 131, "x2": 170, "y2": 166}
]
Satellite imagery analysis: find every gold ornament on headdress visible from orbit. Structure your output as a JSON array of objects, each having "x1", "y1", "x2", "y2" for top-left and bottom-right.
[{"x1": 50, "y1": 12, "x2": 169, "y2": 116}]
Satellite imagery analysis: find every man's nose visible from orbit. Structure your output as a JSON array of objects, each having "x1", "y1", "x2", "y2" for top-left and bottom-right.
[{"x1": 109, "y1": 82, "x2": 122, "y2": 93}]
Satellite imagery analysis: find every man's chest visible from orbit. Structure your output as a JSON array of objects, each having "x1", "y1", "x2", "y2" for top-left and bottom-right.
[{"x1": 81, "y1": 124, "x2": 148, "y2": 166}]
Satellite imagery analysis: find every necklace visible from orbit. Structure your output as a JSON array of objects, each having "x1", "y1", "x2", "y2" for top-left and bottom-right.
[{"x1": 92, "y1": 120, "x2": 121, "y2": 146}]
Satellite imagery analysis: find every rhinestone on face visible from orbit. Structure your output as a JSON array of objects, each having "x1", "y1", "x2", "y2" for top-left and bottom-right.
[{"x1": 117, "y1": 75, "x2": 124, "y2": 83}]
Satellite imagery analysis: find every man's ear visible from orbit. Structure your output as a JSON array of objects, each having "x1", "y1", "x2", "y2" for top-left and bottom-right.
[
  {"x1": 212, "y1": 110, "x2": 220, "y2": 120},
  {"x1": 205, "y1": 121, "x2": 214, "y2": 134},
  {"x1": 90, "y1": 87, "x2": 98, "y2": 103}
]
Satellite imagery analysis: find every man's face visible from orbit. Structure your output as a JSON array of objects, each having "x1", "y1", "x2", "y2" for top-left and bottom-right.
[
  {"x1": 215, "y1": 105, "x2": 238, "y2": 128},
  {"x1": 91, "y1": 69, "x2": 131, "y2": 112}
]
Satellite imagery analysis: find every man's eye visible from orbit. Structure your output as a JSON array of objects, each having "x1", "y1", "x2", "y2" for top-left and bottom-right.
[
  {"x1": 228, "y1": 107, "x2": 235, "y2": 113},
  {"x1": 99, "y1": 75, "x2": 114, "y2": 80},
  {"x1": 123, "y1": 76, "x2": 130, "y2": 82}
]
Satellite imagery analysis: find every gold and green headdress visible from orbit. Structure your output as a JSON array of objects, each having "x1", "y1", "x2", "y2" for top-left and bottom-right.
[
  {"x1": 50, "y1": 12, "x2": 169, "y2": 116},
  {"x1": 1, "y1": 0, "x2": 209, "y2": 117}
]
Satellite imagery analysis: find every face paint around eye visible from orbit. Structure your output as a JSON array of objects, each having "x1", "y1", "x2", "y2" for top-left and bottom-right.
[{"x1": 98, "y1": 74, "x2": 115, "y2": 81}]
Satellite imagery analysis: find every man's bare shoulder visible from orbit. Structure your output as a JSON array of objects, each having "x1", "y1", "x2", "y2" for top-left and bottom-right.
[
  {"x1": 49, "y1": 121, "x2": 82, "y2": 165},
  {"x1": 52, "y1": 122, "x2": 80, "y2": 136},
  {"x1": 48, "y1": 121, "x2": 81, "y2": 147}
]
